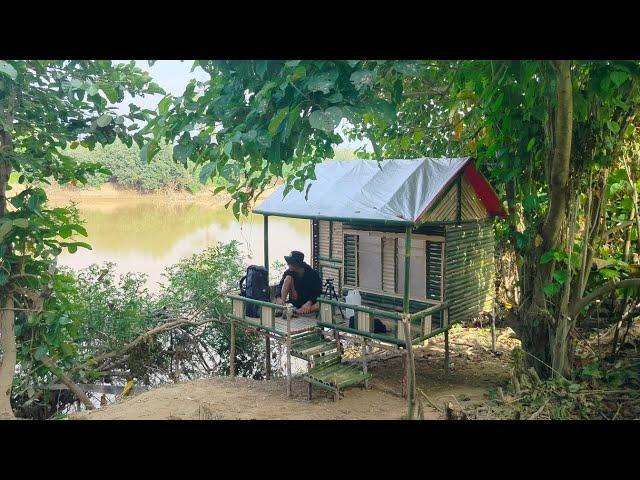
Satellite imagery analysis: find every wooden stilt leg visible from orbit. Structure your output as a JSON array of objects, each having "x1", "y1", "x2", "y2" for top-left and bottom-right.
[
  {"x1": 286, "y1": 307, "x2": 292, "y2": 398},
  {"x1": 265, "y1": 337, "x2": 271, "y2": 380},
  {"x1": 402, "y1": 349, "x2": 408, "y2": 399},
  {"x1": 361, "y1": 340, "x2": 369, "y2": 390},
  {"x1": 307, "y1": 357, "x2": 313, "y2": 400},
  {"x1": 230, "y1": 320, "x2": 236, "y2": 378},
  {"x1": 491, "y1": 309, "x2": 497, "y2": 354},
  {"x1": 444, "y1": 329, "x2": 450, "y2": 375}
]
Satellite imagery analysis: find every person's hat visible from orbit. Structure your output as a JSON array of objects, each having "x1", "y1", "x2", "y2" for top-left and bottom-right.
[{"x1": 284, "y1": 250, "x2": 304, "y2": 267}]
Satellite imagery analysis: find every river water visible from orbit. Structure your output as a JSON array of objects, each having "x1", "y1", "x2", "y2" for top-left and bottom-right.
[{"x1": 53, "y1": 198, "x2": 311, "y2": 289}]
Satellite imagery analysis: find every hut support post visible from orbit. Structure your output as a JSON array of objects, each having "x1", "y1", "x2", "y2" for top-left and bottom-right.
[
  {"x1": 402, "y1": 226, "x2": 416, "y2": 419},
  {"x1": 286, "y1": 306, "x2": 292, "y2": 398},
  {"x1": 361, "y1": 339, "x2": 369, "y2": 389},
  {"x1": 230, "y1": 319, "x2": 236, "y2": 378},
  {"x1": 263, "y1": 215, "x2": 271, "y2": 380},
  {"x1": 401, "y1": 350, "x2": 407, "y2": 398},
  {"x1": 491, "y1": 307, "x2": 497, "y2": 354},
  {"x1": 444, "y1": 329, "x2": 450, "y2": 374}
]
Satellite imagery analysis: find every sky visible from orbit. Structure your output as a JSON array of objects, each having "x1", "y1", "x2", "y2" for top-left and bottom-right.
[{"x1": 116, "y1": 60, "x2": 370, "y2": 152}]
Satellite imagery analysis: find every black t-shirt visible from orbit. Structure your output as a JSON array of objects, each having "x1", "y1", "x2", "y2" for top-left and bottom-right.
[{"x1": 275, "y1": 263, "x2": 322, "y2": 307}]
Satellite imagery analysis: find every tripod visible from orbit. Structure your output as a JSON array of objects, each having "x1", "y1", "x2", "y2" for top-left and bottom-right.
[{"x1": 322, "y1": 278, "x2": 345, "y2": 319}]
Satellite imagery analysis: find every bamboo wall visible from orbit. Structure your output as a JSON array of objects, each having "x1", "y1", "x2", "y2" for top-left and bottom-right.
[
  {"x1": 317, "y1": 220, "x2": 346, "y2": 292},
  {"x1": 444, "y1": 221, "x2": 495, "y2": 324},
  {"x1": 428, "y1": 176, "x2": 488, "y2": 222}
]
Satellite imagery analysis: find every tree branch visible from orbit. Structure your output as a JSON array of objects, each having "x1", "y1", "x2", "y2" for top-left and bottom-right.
[
  {"x1": 40, "y1": 357, "x2": 95, "y2": 410},
  {"x1": 571, "y1": 278, "x2": 640, "y2": 319}
]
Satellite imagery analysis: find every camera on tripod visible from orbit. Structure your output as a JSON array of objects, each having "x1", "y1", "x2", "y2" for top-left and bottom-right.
[{"x1": 322, "y1": 278, "x2": 344, "y2": 319}]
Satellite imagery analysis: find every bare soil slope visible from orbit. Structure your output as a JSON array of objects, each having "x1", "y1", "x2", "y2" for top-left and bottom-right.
[{"x1": 73, "y1": 327, "x2": 517, "y2": 420}]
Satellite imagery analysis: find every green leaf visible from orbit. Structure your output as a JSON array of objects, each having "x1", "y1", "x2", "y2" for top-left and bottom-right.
[
  {"x1": 370, "y1": 100, "x2": 396, "y2": 124},
  {"x1": 526, "y1": 137, "x2": 536, "y2": 152},
  {"x1": 59, "y1": 341, "x2": 74, "y2": 357},
  {"x1": 70, "y1": 224, "x2": 88, "y2": 237},
  {"x1": 34, "y1": 345, "x2": 48, "y2": 361},
  {"x1": 610, "y1": 71, "x2": 629, "y2": 87},
  {"x1": 140, "y1": 141, "x2": 159, "y2": 163},
  {"x1": 600, "y1": 268, "x2": 620, "y2": 279},
  {"x1": 540, "y1": 250, "x2": 564, "y2": 264},
  {"x1": 305, "y1": 74, "x2": 335, "y2": 94},
  {"x1": 552, "y1": 270, "x2": 568, "y2": 284},
  {"x1": 12, "y1": 218, "x2": 29, "y2": 228},
  {"x1": 350, "y1": 70, "x2": 376, "y2": 90},
  {"x1": 173, "y1": 144, "x2": 192, "y2": 164},
  {"x1": 158, "y1": 95, "x2": 172, "y2": 115},
  {"x1": 543, "y1": 282, "x2": 561, "y2": 297},
  {"x1": 285, "y1": 60, "x2": 301, "y2": 68},
  {"x1": 308, "y1": 107, "x2": 343, "y2": 133},
  {"x1": 59, "y1": 225, "x2": 73, "y2": 239},
  {"x1": 0, "y1": 61, "x2": 17, "y2": 80},
  {"x1": 87, "y1": 83, "x2": 100, "y2": 96},
  {"x1": 0, "y1": 221, "x2": 12, "y2": 241},
  {"x1": 607, "y1": 120, "x2": 620, "y2": 133},
  {"x1": 99, "y1": 83, "x2": 118, "y2": 103},
  {"x1": 268, "y1": 108, "x2": 289, "y2": 136},
  {"x1": 199, "y1": 162, "x2": 217, "y2": 184},
  {"x1": 327, "y1": 92, "x2": 343, "y2": 103},
  {"x1": 96, "y1": 114, "x2": 112, "y2": 127}
]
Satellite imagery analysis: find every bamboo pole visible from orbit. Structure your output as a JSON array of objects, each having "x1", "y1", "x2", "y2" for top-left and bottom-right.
[
  {"x1": 491, "y1": 307, "x2": 497, "y2": 354},
  {"x1": 264, "y1": 215, "x2": 271, "y2": 380},
  {"x1": 265, "y1": 337, "x2": 271, "y2": 380},
  {"x1": 401, "y1": 350, "x2": 408, "y2": 399},
  {"x1": 286, "y1": 306, "x2": 292, "y2": 398},
  {"x1": 230, "y1": 319, "x2": 236, "y2": 378},
  {"x1": 403, "y1": 226, "x2": 412, "y2": 314},
  {"x1": 444, "y1": 329, "x2": 450, "y2": 375},
  {"x1": 403, "y1": 226, "x2": 416, "y2": 420},
  {"x1": 361, "y1": 339, "x2": 369, "y2": 389}
]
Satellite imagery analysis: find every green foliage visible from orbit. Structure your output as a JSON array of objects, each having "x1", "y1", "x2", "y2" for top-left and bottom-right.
[
  {"x1": 71, "y1": 263, "x2": 156, "y2": 353},
  {"x1": 12, "y1": 241, "x2": 265, "y2": 416},
  {"x1": 65, "y1": 139, "x2": 198, "y2": 192},
  {"x1": 142, "y1": 60, "x2": 415, "y2": 217},
  {"x1": 0, "y1": 60, "x2": 164, "y2": 416},
  {"x1": 158, "y1": 241, "x2": 265, "y2": 378}
]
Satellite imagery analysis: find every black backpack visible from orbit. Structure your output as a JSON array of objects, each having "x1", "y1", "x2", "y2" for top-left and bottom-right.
[{"x1": 239, "y1": 265, "x2": 270, "y2": 317}]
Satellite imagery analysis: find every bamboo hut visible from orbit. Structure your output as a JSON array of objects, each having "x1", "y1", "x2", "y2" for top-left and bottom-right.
[{"x1": 228, "y1": 157, "x2": 506, "y2": 400}]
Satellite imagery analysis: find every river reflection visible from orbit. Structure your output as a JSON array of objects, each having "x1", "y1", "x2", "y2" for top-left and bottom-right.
[{"x1": 56, "y1": 201, "x2": 311, "y2": 290}]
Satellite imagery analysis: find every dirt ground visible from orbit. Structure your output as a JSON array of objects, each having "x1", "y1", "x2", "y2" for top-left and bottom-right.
[{"x1": 73, "y1": 326, "x2": 519, "y2": 420}]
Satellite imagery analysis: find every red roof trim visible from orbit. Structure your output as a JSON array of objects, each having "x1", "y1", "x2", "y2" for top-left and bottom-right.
[
  {"x1": 463, "y1": 161, "x2": 507, "y2": 217},
  {"x1": 415, "y1": 157, "x2": 506, "y2": 223}
]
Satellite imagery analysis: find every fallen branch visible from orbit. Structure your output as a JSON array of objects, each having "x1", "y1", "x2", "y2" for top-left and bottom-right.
[
  {"x1": 40, "y1": 357, "x2": 95, "y2": 410},
  {"x1": 417, "y1": 387, "x2": 443, "y2": 413}
]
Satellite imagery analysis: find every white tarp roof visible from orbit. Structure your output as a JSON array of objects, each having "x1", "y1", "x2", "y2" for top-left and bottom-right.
[{"x1": 253, "y1": 157, "x2": 472, "y2": 225}]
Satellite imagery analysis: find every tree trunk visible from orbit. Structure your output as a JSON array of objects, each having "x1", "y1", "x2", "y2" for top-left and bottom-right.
[
  {"x1": 513, "y1": 60, "x2": 574, "y2": 379},
  {"x1": 0, "y1": 297, "x2": 16, "y2": 419},
  {"x1": 0, "y1": 147, "x2": 14, "y2": 418}
]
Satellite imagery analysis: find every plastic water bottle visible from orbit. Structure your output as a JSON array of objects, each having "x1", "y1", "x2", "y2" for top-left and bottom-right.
[{"x1": 345, "y1": 289, "x2": 362, "y2": 320}]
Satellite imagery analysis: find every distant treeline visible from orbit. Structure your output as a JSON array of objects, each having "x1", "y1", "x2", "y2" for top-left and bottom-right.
[
  {"x1": 66, "y1": 140, "x2": 200, "y2": 192},
  {"x1": 65, "y1": 141, "x2": 359, "y2": 193}
]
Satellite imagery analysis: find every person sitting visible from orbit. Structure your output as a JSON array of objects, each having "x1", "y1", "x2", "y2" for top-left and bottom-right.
[{"x1": 274, "y1": 250, "x2": 322, "y2": 315}]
